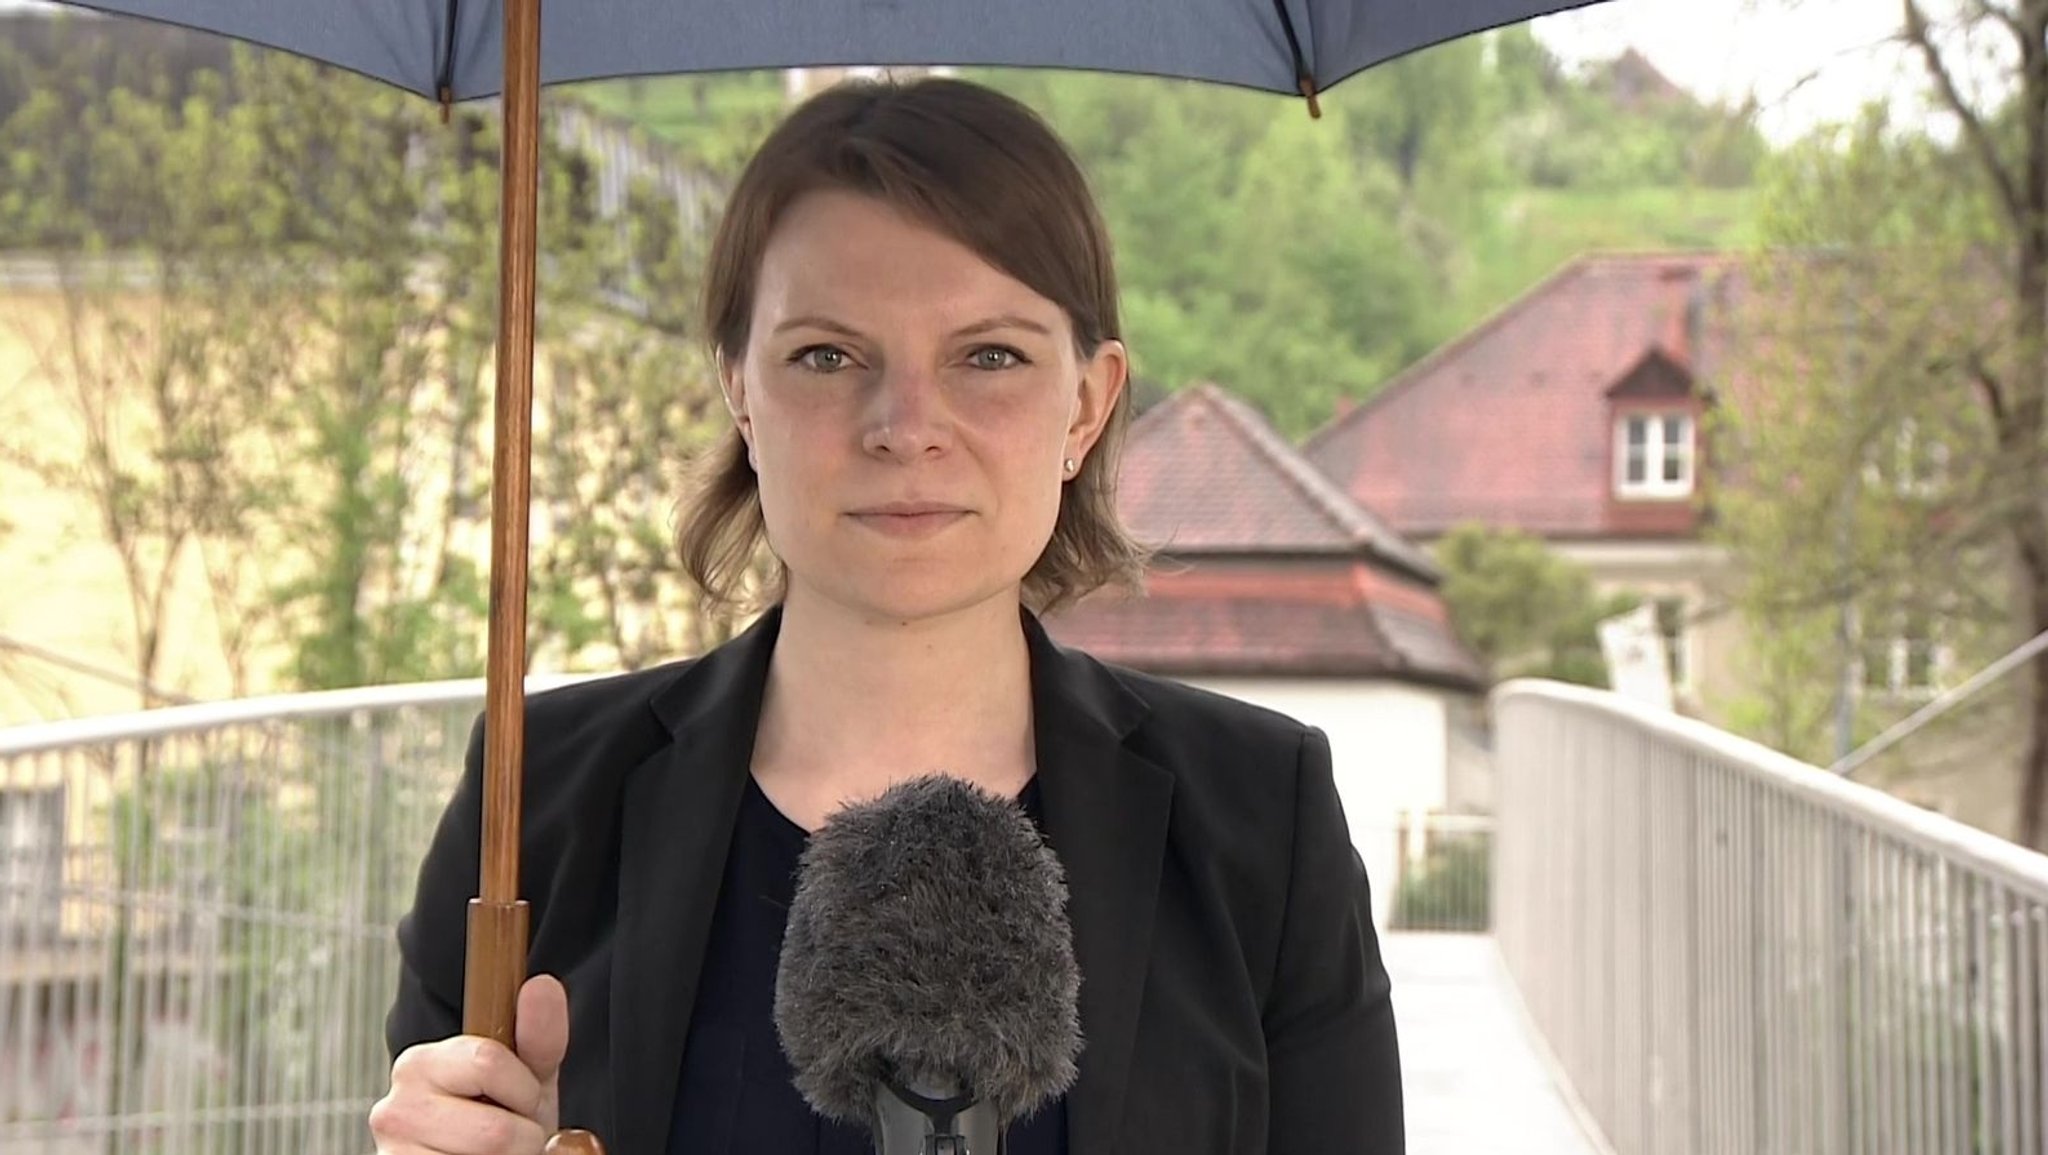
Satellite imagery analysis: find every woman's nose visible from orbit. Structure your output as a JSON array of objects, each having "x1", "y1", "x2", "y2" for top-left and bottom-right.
[{"x1": 860, "y1": 366, "x2": 951, "y2": 461}]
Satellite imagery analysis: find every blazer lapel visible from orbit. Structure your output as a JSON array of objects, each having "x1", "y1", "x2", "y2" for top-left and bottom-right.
[
  {"x1": 609, "y1": 608, "x2": 781, "y2": 1155},
  {"x1": 604, "y1": 607, "x2": 1171, "y2": 1153},
  {"x1": 1025, "y1": 615, "x2": 1175, "y2": 1154}
]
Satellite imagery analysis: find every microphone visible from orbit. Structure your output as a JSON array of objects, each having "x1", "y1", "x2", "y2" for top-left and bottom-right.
[{"x1": 774, "y1": 774, "x2": 1082, "y2": 1154}]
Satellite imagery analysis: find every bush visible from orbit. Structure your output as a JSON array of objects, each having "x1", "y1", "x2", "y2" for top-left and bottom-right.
[{"x1": 1392, "y1": 837, "x2": 1491, "y2": 932}]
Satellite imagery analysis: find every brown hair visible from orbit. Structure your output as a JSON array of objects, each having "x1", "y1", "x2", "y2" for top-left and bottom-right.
[{"x1": 676, "y1": 77, "x2": 1149, "y2": 616}]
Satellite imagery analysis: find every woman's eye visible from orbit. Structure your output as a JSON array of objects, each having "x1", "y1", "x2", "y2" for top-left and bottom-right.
[
  {"x1": 969, "y1": 346, "x2": 1027, "y2": 371},
  {"x1": 792, "y1": 345, "x2": 851, "y2": 372}
]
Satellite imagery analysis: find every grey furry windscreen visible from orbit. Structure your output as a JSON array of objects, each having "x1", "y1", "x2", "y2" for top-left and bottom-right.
[{"x1": 773, "y1": 774, "x2": 1083, "y2": 1125}]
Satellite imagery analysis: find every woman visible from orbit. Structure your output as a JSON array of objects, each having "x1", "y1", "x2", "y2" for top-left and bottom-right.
[{"x1": 371, "y1": 77, "x2": 1403, "y2": 1155}]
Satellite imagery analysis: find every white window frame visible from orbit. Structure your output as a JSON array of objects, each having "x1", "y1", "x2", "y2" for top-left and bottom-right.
[
  {"x1": 1856, "y1": 607, "x2": 1948, "y2": 699},
  {"x1": 1861, "y1": 418, "x2": 1952, "y2": 499},
  {"x1": 1615, "y1": 412, "x2": 1696, "y2": 499}
]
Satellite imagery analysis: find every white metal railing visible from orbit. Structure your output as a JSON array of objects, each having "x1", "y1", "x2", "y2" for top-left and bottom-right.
[
  {"x1": 0, "y1": 678, "x2": 581, "y2": 1155},
  {"x1": 1377, "y1": 812, "x2": 1494, "y2": 934},
  {"x1": 1495, "y1": 679, "x2": 2048, "y2": 1155}
]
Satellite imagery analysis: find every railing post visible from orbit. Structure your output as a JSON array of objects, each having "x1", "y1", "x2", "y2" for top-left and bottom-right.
[
  {"x1": 0, "y1": 684, "x2": 499, "y2": 1153},
  {"x1": 1490, "y1": 679, "x2": 2048, "y2": 1155},
  {"x1": 1681, "y1": 747, "x2": 1703, "y2": 1155}
]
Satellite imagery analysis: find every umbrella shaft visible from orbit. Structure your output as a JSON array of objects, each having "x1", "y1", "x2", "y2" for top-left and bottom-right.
[
  {"x1": 481, "y1": 0, "x2": 543, "y2": 908},
  {"x1": 466, "y1": 0, "x2": 542, "y2": 1052}
]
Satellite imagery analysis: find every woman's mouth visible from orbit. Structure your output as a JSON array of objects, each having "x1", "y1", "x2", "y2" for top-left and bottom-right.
[{"x1": 848, "y1": 504, "x2": 971, "y2": 538}]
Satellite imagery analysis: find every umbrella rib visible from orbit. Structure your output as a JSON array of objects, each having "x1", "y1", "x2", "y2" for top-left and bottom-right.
[
  {"x1": 1267, "y1": 0, "x2": 1322, "y2": 118},
  {"x1": 437, "y1": 0, "x2": 460, "y2": 122}
]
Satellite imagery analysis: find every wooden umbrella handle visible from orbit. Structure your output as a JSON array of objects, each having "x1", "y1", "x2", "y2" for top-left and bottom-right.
[
  {"x1": 463, "y1": 3, "x2": 608, "y2": 1154},
  {"x1": 465, "y1": 906, "x2": 603, "y2": 1155}
]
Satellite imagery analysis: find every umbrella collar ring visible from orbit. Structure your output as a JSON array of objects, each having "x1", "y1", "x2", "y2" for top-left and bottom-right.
[
  {"x1": 1269, "y1": 0, "x2": 1322, "y2": 118},
  {"x1": 438, "y1": 0, "x2": 460, "y2": 122}
]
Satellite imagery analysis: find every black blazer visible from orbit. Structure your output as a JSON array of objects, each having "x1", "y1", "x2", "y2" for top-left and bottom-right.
[{"x1": 386, "y1": 606, "x2": 1404, "y2": 1153}]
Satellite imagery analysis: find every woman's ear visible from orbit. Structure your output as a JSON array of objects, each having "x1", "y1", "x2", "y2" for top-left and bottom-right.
[
  {"x1": 719, "y1": 350, "x2": 757, "y2": 462},
  {"x1": 1065, "y1": 338, "x2": 1127, "y2": 466}
]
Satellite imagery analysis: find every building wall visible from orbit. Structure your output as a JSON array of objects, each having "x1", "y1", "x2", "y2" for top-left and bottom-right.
[
  {"x1": 1179, "y1": 676, "x2": 1461, "y2": 927},
  {"x1": 0, "y1": 272, "x2": 663, "y2": 724},
  {"x1": 1525, "y1": 537, "x2": 2028, "y2": 844},
  {"x1": 1546, "y1": 537, "x2": 1745, "y2": 723},
  {"x1": 0, "y1": 285, "x2": 249, "y2": 724},
  {"x1": 0, "y1": 1001, "x2": 223, "y2": 1153}
]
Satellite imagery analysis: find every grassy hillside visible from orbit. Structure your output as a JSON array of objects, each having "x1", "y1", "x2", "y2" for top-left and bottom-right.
[
  {"x1": 564, "y1": 73, "x2": 785, "y2": 169},
  {"x1": 1451, "y1": 185, "x2": 1757, "y2": 332},
  {"x1": 567, "y1": 72, "x2": 1762, "y2": 386}
]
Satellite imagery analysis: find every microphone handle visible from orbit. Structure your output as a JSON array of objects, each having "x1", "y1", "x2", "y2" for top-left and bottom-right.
[{"x1": 873, "y1": 1078, "x2": 1003, "y2": 1155}]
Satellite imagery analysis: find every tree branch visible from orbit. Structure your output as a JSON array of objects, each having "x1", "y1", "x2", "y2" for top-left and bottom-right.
[
  {"x1": 1967, "y1": 349, "x2": 2011, "y2": 423},
  {"x1": 1966, "y1": 0, "x2": 2026, "y2": 40},
  {"x1": 1904, "y1": 0, "x2": 2027, "y2": 226}
]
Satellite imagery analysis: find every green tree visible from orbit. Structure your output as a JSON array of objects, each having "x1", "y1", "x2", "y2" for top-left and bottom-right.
[
  {"x1": 2, "y1": 25, "x2": 742, "y2": 700},
  {"x1": 0, "y1": 55, "x2": 284, "y2": 709},
  {"x1": 1711, "y1": 179, "x2": 2003, "y2": 767},
  {"x1": 1897, "y1": 0, "x2": 2048, "y2": 846},
  {"x1": 92, "y1": 712, "x2": 462, "y2": 1155},
  {"x1": 577, "y1": 43, "x2": 1767, "y2": 438},
  {"x1": 211, "y1": 54, "x2": 504, "y2": 690},
  {"x1": 973, "y1": 69, "x2": 1439, "y2": 435},
  {"x1": 1337, "y1": 32, "x2": 1509, "y2": 281},
  {"x1": 1434, "y1": 523, "x2": 1638, "y2": 687},
  {"x1": 1493, "y1": 35, "x2": 1765, "y2": 193},
  {"x1": 526, "y1": 151, "x2": 743, "y2": 667},
  {"x1": 567, "y1": 70, "x2": 785, "y2": 172},
  {"x1": 1713, "y1": 0, "x2": 2048, "y2": 844}
]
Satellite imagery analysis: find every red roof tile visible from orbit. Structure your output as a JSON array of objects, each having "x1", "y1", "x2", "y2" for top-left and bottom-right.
[
  {"x1": 1046, "y1": 561, "x2": 1486, "y2": 687},
  {"x1": 1303, "y1": 253, "x2": 1734, "y2": 539},
  {"x1": 1046, "y1": 386, "x2": 1484, "y2": 687},
  {"x1": 1118, "y1": 383, "x2": 1438, "y2": 580}
]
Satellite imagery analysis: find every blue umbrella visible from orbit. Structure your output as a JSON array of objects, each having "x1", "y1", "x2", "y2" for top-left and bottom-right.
[
  {"x1": 46, "y1": 5, "x2": 1607, "y2": 1150},
  {"x1": 62, "y1": 1, "x2": 1600, "y2": 109}
]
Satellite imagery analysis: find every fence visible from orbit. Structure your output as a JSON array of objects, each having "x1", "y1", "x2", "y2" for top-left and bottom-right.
[
  {"x1": 1379, "y1": 812, "x2": 1494, "y2": 934},
  {"x1": 0, "y1": 681, "x2": 547, "y2": 1155},
  {"x1": 1495, "y1": 678, "x2": 2048, "y2": 1155}
]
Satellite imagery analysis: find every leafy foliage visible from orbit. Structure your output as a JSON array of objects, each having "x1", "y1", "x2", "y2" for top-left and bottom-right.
[
  {"x1": 1434, "y1": 523, "x2": 1639, "y2": 688},
  {"x1": 0, "y1": 14, "x2": 1769, "y2": 701},
  {"x1": 1712, "y1": 0, "x2": 2048, "y2": 845},
  {"x1": 1392, "y1": 834, "x2": 1491, "y2": 932},
  {"x1": 0, "y1": 20, "x2": 751, "y2": 693},
  {"x1": 1711, "y1": 122, "x2": 2022, "y2": 768},
  {"x1": 575, "y1": 34, "x2": 1764, "y2": 437}
]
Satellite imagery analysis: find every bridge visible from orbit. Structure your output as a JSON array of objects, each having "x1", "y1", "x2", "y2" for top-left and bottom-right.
[{"x1": 1, "y1": 677, "x2": 2044, "y2": 1153}]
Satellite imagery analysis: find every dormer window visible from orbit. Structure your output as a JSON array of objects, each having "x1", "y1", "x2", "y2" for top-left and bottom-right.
[{"x1": 1616, "y1": 412, "x2": 1694, "y2": 498}]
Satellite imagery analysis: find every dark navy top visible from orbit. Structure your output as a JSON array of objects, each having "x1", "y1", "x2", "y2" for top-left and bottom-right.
[{"x1": 667, "y1": 775, "x2": 1072, "y2": 1154}]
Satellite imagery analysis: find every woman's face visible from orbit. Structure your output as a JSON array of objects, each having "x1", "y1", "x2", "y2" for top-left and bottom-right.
[{"x1": 723, "y1": 190, "x2": 1125, "y2": 626}]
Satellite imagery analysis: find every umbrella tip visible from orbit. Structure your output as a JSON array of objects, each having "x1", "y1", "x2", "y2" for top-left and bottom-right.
[
  {"x1": 439, "y1": 86, "x2": 454, "y2": 125},
  {"x1": 1297, "y1": 74, "x2": 1322, "y2": 120}
]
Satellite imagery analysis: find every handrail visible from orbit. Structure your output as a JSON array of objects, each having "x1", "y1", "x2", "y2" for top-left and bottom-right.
[
  {"x1": 1495, "y1": 678, "x2": 2048, "y2": 902},
  {"x1": 0, "y1": 672, "x2": 595, "y2": 756}
]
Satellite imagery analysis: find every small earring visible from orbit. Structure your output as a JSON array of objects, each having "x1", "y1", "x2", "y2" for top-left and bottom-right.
[{"x1": 1063, "y1": 458, "x2": 1078, "y2": 476}]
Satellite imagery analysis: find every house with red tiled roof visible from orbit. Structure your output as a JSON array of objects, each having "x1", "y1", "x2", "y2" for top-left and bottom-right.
[
  {"x1": 1045, "y1": 384, "x2": 1487, "y2": 924},
  {"x1": 1303, "y1": 253, "x2": 1746, "y2": 718},
  {"x1": 1299, "y1": 250, "x2": 2036, "y2": 842}
]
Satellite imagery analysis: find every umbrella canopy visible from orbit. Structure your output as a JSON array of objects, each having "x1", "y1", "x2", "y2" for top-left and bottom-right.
[
  {"x1": 45, "y1": 3, "x2": 1610, "y2": 1150},
  {"x1": 64, "y1": 0, "x2": 1601, "y2": 106}
]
